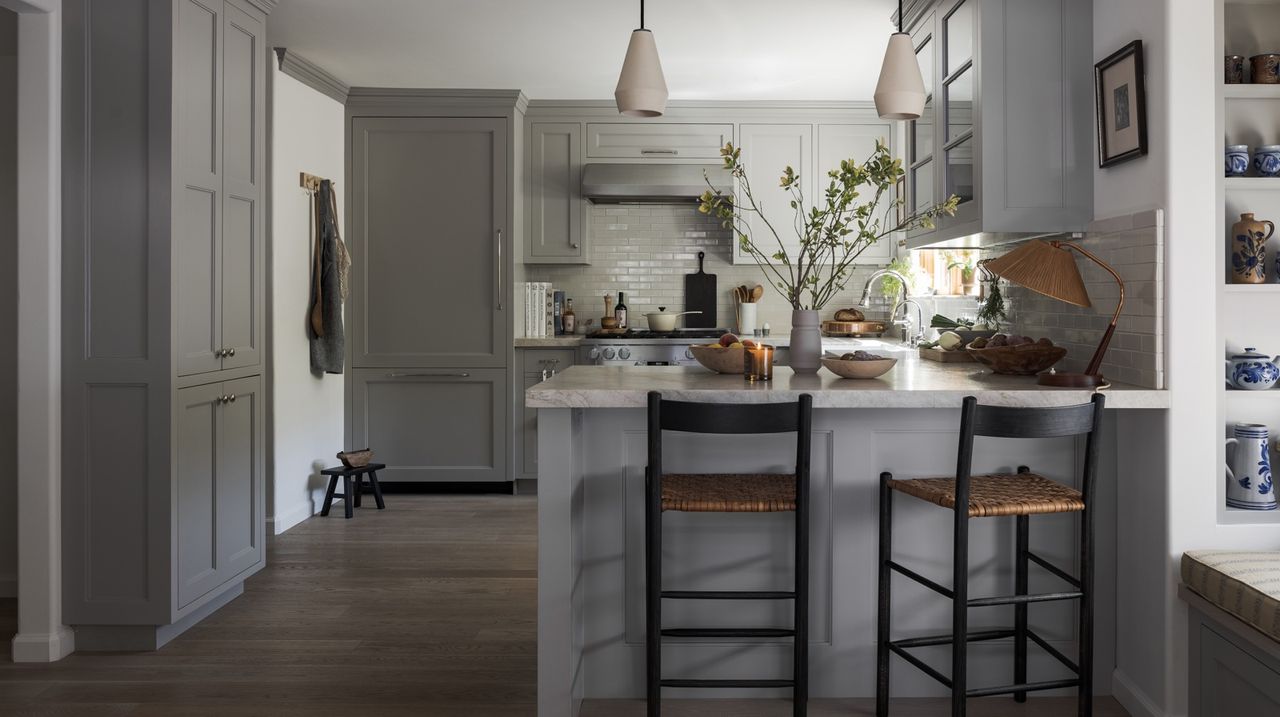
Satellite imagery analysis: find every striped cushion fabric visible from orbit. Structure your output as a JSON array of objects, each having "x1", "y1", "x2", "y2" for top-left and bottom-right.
[{"x1": 1182, "y1": 550, "x2": 1280, "y2": 642}]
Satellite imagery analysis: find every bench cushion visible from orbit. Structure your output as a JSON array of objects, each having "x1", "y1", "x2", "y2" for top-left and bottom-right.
[{"x1": 1182, "y1": 550, "x2": 1280, "y2": 643}]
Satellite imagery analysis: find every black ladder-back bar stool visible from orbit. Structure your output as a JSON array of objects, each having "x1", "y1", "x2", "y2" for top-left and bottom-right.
[
  {"x1": 646, "y1": 391, "x2": 813, "y2": 717},
  {"x1": 876, "y1": 393, "x2": 1106, "y2": 717}
]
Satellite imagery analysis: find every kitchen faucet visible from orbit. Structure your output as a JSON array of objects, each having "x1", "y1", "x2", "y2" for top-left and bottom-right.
[
  {"x1": 889, "y1": 298, "x2": 926, "y2": 346},
  {"x1": 858, "y1": 269, "x2": 922, "y2": 344}
]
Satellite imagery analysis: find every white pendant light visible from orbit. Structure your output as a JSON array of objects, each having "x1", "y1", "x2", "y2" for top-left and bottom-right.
[
  {"x1": 874, "y1": 0, "x2": 926, "y2": 120},
  {"x1": 614, "y1": 0, "x2": 668, "y2": 117}
]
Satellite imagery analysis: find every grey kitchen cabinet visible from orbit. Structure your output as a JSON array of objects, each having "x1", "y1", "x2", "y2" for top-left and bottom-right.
[
  {"x1": 527, "y1": 122, "x2": 587, "y2": 264},
  {"x1": 175, "y1": 0, "x2": 264, "y2": 376},
  {"x1": 349, "y1": 116, "x2": 509, "y2": 368},
  {"x1": 732, "y1": 119, "x2": 899, "y2": 266},
  {"x1": 350, "y1": 368, "x2": 508, "y2": 483},
  {"x1": 61, "y1": 0, "x2": 271, "y2": 650},
  {"x1": 902, "y1": 0, "x2": 1093, "y2": 248},
  {"x1": 176, "y1": 376, "x2": 264, "y2": 608},
  {"x1": 514, "y1": 348, "x2": 576, "y2": 481},
  {"x1": 585, "y1": 123, "x2": 732, "y2": 159}
]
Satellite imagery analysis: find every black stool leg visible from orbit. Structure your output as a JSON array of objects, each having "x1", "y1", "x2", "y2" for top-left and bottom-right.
[
  {"x1": 876, "y1": 472, "x2": 894, "y2": 717},
  {"x1": 342, "y1": 475, "x2": 354, "y2": 519},
  {"x1": 369, "y1": 470, "x2": 386, "y2": 509},
  {"x1": 1014, "y1": 514, "x2": 1030, "y2": 702},
  {"x1": 952, "y1": 504, "x2": 969, "y2": 716},
  {"x1": 794, "y1": 473, "x2": 809, "y2": 717},
  {"x1": 1079, "y1": 503, "x2": 1094, "y2": 717},
  {"x1": 645, "y1": 469, "x2": 661, "y2": 717},
  {"x1": 352, "y1": 473, "x2": 363, "y2": 508},
  {"x1": 320, "y1": 475, "x2": 339, "y2": 516}
]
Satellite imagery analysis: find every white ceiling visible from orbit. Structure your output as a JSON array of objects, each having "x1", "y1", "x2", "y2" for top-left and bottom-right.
[{"x1": 268, "y1": 0, "x2": 899, "y2": 101}]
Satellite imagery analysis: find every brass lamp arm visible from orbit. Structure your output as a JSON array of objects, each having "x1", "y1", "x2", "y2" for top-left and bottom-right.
[{"x1": 1056, "y1": 241, "x2": 1125, "y2": 377}]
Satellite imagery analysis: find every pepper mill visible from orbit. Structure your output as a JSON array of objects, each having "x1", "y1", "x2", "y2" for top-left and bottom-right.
[{"x1": 601, "y1": 294, "x2": 619, "y2": 330}]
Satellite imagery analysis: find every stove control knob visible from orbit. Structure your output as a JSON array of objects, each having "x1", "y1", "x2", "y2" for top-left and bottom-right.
[
  {"x1": 618, "y1": 348, "x2": 631, "y2": 360},
  {"x1": 684, "y1": 348, "x2": 694, "y2": 359},
  {"x1": 602, "y1": 347, "x2": 616, "y2": 360},
  {"x1": 588, "y1": 347, "x2": 601, "y2": 361}
]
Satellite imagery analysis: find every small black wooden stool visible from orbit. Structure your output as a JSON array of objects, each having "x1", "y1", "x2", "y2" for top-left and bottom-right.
[{"x1": 320, "y1": 463, "x2": 386, "y2": 519}]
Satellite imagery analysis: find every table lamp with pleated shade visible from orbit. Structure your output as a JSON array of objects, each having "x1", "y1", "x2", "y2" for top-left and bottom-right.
[{"x1": 984, "y1": 239, "x2": 1126, "y2": 387}]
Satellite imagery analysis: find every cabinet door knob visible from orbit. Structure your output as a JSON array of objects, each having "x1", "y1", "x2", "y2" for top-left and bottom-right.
[
  {"x1": 228, "y1": 394, "x2": 236, "y2": 402},
  {"x1": 215, "y1": 349, "x2": 225, "y2": 358},
  {"x1": 227, "y1": 348, "x2": 236, "y2": 357},
  {"x1": 217, "y1": 395, "x2": 227, "y2": 403}
]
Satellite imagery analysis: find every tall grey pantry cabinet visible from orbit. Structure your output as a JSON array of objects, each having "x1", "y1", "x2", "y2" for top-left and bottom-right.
[
  {"x1": 61, "y1": 0, "x2": 271, "y2": 650},
  {"x1": 345, "y1": 91, "x2": 523, "y2": 485}
]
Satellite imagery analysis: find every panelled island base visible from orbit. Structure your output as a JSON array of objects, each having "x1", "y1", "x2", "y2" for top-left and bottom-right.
[{"x1": 528, "y1": 364, "x2": 1169, "y2": 717}]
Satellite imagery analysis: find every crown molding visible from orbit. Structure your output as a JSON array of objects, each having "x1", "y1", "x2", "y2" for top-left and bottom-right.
[
  {"x1": 242, "y1": 0, "x2": 278, "y2": 16},
  {"x1": 346, "y1": 87, "x2": 529, "y2": 113},
  {"x1": 273, "y1": 48, "x2": 349, "y2": 104}
]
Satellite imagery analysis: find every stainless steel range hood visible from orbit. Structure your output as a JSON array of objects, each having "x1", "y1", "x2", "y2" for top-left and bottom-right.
[{"x1": 581, "y1": 163, "x2": 733, "y2": 204}]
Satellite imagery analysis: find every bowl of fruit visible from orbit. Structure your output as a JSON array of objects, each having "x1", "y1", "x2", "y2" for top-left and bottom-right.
[
  {"x1": 966, "y1": 334, "x2": 1067, "y2": 375},
  {"x1": 819, "y1": 350, "x2": 899, "y2": 379},
  {"x1": 689, "y1": 333, "x2": 768, "y2": 374}
]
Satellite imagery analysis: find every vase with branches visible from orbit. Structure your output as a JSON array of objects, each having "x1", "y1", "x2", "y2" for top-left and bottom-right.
[{"x1": 699, "y1": 139, "x2": 958, "y2": 371}]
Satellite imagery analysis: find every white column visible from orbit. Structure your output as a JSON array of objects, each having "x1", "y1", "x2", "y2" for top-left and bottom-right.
[{"x1": 9, "y1": 0, "x2": 71, "y2": 663}]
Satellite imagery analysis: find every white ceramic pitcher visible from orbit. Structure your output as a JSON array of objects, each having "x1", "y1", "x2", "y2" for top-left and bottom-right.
[{"x1": 1225, "y1": 423, "x2": 1277, "y2": 511}]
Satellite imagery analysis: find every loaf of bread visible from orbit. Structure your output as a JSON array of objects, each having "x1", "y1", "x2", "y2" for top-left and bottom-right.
[{"x1": 833, "y1": 308, "x2": 865, "y2": 322}]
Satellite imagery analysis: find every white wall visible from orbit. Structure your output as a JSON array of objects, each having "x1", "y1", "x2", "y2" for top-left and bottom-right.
[
  {"x1": 1093, "y1": 2, "x2": 1221, "y2": 716},
  {"x1": 267, "y1": 60, "x2": 345, "y2": 534},
  {"x1": 0, "y1": 8, "x2": 17, "y2": 600}
]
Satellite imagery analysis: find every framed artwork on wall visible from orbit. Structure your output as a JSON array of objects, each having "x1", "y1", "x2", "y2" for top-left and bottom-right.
[{"x1": 1095, "y1": 40, "x2": 1148, "y2": 168}]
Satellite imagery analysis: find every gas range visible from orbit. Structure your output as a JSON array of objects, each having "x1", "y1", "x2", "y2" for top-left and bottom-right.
[{"x1": 580, "y1": 328, "x2": 732, "y2": 366}]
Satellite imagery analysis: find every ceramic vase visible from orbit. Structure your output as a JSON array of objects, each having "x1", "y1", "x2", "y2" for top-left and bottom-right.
[
  {"x1": 789, "y1": 309, "x2": 822, "y2": 374},
  {"x1": 1226, "y1": 145, "x2": 1250, "y2": 177},
  {"x1": 1251, "y1": 53, "x2": 1280, "y2": 84},
  {"x1": 1225, "y1": 55, "x2": 1246, "y2": 84},
  {"x1": 1253, "y1": 146, "x2": 1280, "y2": 177},
  {"x1": 1231, "y1": 212, "x2": 1274, "y2": 284},
  {"x1": 1225, "y1": 423, "x2": 1277, "y2": 511}
]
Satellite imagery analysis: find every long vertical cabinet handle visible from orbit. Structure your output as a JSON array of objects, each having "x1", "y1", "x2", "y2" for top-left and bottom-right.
[{"x1": 496, "y1": 229, "x2": 503, "y2": 311}]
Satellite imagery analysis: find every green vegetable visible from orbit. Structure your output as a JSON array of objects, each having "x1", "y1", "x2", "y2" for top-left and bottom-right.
[{"x1": 929, "y1": 314, "x2": 974, "y2": 330}]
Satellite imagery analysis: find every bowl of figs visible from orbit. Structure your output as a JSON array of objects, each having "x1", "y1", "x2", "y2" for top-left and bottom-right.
[
  {"x1": 820, "y1": 350, "x2": 899, "y2": 379},
  {"x1": 965, "y1": 334, "x2": 1067, "y2": 376}
]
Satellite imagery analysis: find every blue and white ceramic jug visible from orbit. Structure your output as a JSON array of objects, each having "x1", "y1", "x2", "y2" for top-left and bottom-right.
[
  {"x1": 1226, "y1": 348, "x2": 1280, "y2": 390},
  {"x1": 1225, "y1": 423, "x2": 1277, "y2": 511}
]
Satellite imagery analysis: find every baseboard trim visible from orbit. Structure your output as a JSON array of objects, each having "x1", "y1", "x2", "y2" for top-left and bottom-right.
[
  {"x1": 0, "y1": 574, "x2": 16, "y2": 598},
  {"x1": 11, "y1": 626, "x2": 75, "y2": 662},
  {"x1": 74, "y1": 583, "x2": 244, "y2": 652},
  {"x1": 1112, "y1": 667, "x2": 1163, "y2": 717},
  {"x1": 268, "y1": 499, "x2": 317, "y2": 535}
]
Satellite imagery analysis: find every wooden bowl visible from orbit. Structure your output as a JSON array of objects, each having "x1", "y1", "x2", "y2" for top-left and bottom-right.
[
  {"x1": 338, "y1": 448, "x2": 374, "y2": 468},
  {"x1": 819, "y1": 356, "x2": 898, "y2": 379},
  {"x1": 689, "y1": 345, "x2": 747, "y2": 374},
  {"x1": 953, "y1": 329, "x2": 997, "y2": 346},
  {"x1": 966, "y1": 344, "x2": 1067, "y2": 375}
]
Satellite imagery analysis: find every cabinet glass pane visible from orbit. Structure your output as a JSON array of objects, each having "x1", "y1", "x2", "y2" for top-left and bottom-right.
[
  {"x1": 945, "y1": 0, "x2": 974, "y2": 75},
  {"x1": 910, "y1": 97, "x2": 934, "y2": 163},
  {"x1": 915, "y1": 35, "x2": 935, "y2": 97},
  {"x1": 946, "y1": 67, "x2": 974, "y2": 142},
  {"x1": 946, "y1": 137, "x2": 974, "y2": 204},
  {"x1": 912, "y1": 160, "x2": 934, "y2": 213}
]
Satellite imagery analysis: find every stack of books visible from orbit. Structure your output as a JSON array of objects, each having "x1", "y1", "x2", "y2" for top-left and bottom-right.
[{"x1": 517, "y1": 282, "x2": 566, "y2": 337}]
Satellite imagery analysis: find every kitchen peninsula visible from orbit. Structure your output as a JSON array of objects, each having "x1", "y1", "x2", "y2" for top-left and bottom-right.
[{"x1": 529, "y1": 355, "x2": 1167, "y2": 716}]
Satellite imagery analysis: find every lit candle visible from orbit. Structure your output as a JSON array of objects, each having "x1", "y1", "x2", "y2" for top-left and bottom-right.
[{"x1": 744, "y1": 344, "x2": 775, "y2": 382}]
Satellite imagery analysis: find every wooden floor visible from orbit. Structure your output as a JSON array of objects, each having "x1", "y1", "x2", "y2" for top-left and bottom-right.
[{"x1": 0, "y1": 495, "x2": 1128, "y2": 717}]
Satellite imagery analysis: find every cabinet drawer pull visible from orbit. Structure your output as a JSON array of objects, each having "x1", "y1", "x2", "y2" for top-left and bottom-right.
[
  {"x1": 385, "y1": 372, "x2": 472, "y2": 378},
  {"x1": 640, "y1": 148, "x2": 678, "y2": 155}
]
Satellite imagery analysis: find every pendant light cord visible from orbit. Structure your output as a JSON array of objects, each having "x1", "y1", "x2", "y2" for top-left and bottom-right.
[
  {"x1": 897, "y1": 0, "x2": 903, "y2": 32},
  {"x1": 640, "y1": 0, "x2": 645, "y2": 30}
]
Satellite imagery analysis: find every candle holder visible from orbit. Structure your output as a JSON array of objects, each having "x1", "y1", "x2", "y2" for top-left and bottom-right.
[{"x1": 744, "y1": 344, "x2": 775, "y2": 382}]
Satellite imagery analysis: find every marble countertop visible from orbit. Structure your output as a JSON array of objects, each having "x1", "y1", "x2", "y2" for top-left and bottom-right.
[
  {"x1": 525, "y1": 358, "x2": 1169, "y2": 409},
  {"x1": 515, "y1": 336, "x2": 585, "y2": 348}
]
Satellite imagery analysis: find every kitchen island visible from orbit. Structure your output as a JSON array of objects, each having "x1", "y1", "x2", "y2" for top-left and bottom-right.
[{"x1": 529, "y1": 358, "x2": 1168, "y2": 716}]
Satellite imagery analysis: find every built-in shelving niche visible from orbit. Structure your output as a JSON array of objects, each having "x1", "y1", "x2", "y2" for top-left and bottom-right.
[{"x1": 1218, "y1": 0, "x2": 1280, "y2": 526}]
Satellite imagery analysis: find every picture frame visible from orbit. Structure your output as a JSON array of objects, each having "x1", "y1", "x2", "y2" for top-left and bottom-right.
[{"x1": 1095, "y1": 40, "x2": 1148, "y2": 168}]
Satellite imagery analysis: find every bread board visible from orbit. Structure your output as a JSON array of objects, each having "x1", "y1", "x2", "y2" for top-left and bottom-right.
[
  {"x1": 821, "y1": 320, "x2": 886, "y2": 337},
  {"x1": 919, "y1": 346, "x2": 975, "y2": 363}
]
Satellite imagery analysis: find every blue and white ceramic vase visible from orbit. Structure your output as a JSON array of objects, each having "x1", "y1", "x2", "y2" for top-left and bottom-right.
[
  {"x1": 1253, "y1": 146, "x2": 1280, "y2": 177},
  {"x1": 1231, "y1": 213, "x2": 1273, "y2": 284},
  {"x1": 1226, "y1": 348, "x2": 1280, "y2": 390},
  {"x1": 1225, "y1": 423, "x2": 1277, "y2": 511},
  {"x1": 1226, "y1": 145, "x2": 1250, "y2": 176}
]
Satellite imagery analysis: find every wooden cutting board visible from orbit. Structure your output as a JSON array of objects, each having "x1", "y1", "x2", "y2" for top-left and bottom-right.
[
  {"x1": 683, "y1": 251, "x2": 716, "y2": 328},
  {"x1": 821, "y1": 320, "x2": 886, "y2": 337},
  {"x1": 919, "y1": 347, "x2": 975, "y2": 362}
]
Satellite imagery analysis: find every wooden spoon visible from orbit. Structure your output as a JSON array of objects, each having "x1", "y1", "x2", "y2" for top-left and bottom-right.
[{"x1": 750, "y1": 285, "x2": 764, "y2": 302}]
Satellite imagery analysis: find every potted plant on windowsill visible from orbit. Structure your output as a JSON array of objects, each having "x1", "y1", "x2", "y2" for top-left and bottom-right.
[
  {"x1": 946, "y1": 251, "x2": 978, "y2": 296},
  {"x1": 700, "y1": 140, "x2": 959, "y2": 373}
]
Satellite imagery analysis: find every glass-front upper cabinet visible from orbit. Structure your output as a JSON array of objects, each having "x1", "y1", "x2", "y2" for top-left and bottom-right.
[
  {"x1": 907, "y1": 14, "x2": 936, "y2": 225},
  {"x1": 941, "y1": 0, "x2": 975, "y2": 205}
]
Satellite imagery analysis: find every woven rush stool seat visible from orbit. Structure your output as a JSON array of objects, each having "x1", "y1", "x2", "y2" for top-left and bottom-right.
[
  {"x1": 888, "y1": 473, "x2": 1084, "y2": 517},
  {"x1": 661, "y1": 473, "x2": 797, "y2": 512}
]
